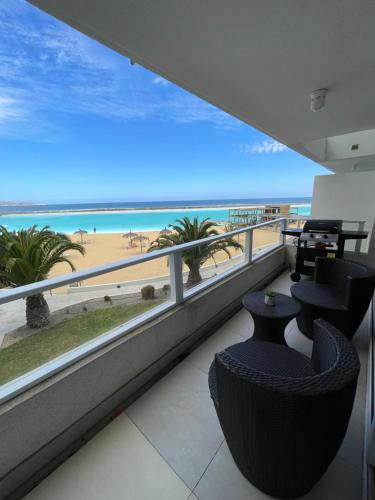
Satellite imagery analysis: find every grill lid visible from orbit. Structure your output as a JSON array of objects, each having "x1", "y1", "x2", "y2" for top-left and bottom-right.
[{"x1": 303, "y1": 219, "x2": 342, "y2": 234}]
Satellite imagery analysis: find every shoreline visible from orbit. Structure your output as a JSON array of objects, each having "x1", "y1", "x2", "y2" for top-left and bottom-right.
[{"x1": 0, "y1": 203, "x2": 311, "y2": 217}]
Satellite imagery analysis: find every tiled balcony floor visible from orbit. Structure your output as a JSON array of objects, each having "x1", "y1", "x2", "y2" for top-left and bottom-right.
[{"x1": 25, "y1": 272, "x2": 368, "y2": 500}]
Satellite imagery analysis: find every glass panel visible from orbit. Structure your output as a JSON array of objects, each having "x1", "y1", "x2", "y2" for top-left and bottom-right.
[
  {"x1": 342, "y1": 221, "x2": 366, "y2": 252},
  {"x1": 0, "y1": 256, "x2": 169, "y2": 388},
  {"x1": 252, "y1": 221, "x2": 282, "y2": 258},
  {"x1": 284, "y1": 217, "x2": 307, "y2": 244},
  {"x1": 182, "y1": 233, "x2": 245, "y2": 295}
]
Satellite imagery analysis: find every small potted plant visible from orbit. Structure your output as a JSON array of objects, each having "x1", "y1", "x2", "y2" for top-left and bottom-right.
[{"x1": 264, "y1": 289, "x2": 276, "y2": 306}]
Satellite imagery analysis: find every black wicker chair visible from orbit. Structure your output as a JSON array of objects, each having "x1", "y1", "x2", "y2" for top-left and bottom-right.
[
  {"x1": 208, "y1": 319, "x2": 359, "y2": 499},
  {"x1": 291, "y1": 258, "x2": 375, "y2": 339}
]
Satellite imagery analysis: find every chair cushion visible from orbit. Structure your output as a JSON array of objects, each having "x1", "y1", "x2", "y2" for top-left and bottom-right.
[
  {"x1": 291, "y1": 282, "x2": 347, "y2": 311},
  {"x1": 226, "y1": 340, "x2": 316, "y2": 377},
  {"x1": 209, "y1": 340, "x2": 315, "y2": 404}
]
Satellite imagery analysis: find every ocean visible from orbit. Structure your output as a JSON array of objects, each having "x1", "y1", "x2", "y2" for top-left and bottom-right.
[{"x1": 0, "y1": 198, "x2": 311, "y2": 234}]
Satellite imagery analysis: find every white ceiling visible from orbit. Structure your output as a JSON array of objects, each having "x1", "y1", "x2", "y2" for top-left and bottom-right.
[{"x1": 28, "y1": 0, "x2": 375, "y2": 172}]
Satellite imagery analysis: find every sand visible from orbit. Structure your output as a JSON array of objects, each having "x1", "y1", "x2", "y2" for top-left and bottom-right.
[{"x1": 49, "y1": 227, "x2": 282, "y2": 288}]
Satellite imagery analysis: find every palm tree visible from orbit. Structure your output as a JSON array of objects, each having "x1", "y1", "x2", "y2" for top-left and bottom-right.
[
  {"x1": 0, "y1": 225, "x2": 85, "y2": 328},
  {"x1": 149, "y1": 217, "x2": 243, "y2": 287}
]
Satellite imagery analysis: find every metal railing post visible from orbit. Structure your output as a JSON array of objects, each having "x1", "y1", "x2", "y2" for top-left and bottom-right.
[
  {"x1": 244, "y1": 228, "x2": 253, "y2": 264},
  {"x1": 280, "y1": 218, "x2": 287, "y2": 245},
  {"x1": 169, "y1": 252, "x2": 184, "y2": 304}
]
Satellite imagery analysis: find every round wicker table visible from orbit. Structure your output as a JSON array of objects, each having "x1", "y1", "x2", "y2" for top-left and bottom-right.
[{"x1": 242, "y1": 291, "x2": 301, "y2": 345}]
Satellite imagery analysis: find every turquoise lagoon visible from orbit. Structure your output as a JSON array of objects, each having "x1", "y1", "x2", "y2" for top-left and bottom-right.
[{"x1": 0, "y1": 205, "x2": 311, "y2": 234}]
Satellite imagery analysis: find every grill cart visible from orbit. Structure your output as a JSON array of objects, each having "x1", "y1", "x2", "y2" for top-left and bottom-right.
[{"x1": 282, "y1": 219, "x2": 368, "y2": 282}]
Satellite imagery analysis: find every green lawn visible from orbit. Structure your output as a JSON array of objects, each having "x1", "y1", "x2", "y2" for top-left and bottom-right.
[{"x1": 0, "y1": 300, "x2": 162, "y2": 386}]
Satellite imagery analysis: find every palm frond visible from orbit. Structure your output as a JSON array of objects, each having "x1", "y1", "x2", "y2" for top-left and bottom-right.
[
  {"x1": 0, "y1": 225, "x2": 85, "y2": 287},
  {"x1": 147, "y1": 217, "x2": 243, "y2": 272}
]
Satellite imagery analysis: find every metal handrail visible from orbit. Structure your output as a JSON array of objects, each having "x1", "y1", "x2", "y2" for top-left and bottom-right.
[{"x1": 0, "y1": 218, "x2": 286, "y2": 305}]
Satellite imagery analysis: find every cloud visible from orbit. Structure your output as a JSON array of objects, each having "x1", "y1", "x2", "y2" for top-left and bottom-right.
[
  {"x1": 0, "y1": 95, "x2": 27, "y2": 122},
  {"x1": 153, "y1": 76, "x2": 170, "y2": 86},
  {"x1": 0, "y1": 0, "x2": 241, "y2": 138},
  {"x1": 241, "y1": 140, "x2": 288, "y2": 154}
]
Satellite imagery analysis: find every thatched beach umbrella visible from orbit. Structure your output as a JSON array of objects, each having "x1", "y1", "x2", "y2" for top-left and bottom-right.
[
  {"x1": 159, "y1": 227, "x2": 172, "y2": 235},
  {"x1": 132, "y1": 235, "x2": 149, "y2": 253},
  {"x1": 123, "y1": 231, "x2": 138, "y2": 248},
  {"x1": 123, "y1": 231, "x2": 137, "y2": 238},
  {"x1": 74, "y1": 229, "x2": 88, "y2": 244}
]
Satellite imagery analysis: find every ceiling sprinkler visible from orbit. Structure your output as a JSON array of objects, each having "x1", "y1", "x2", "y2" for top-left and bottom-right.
[{"x1": 310, "y1": 89, "x2": 328, "y2": 112}]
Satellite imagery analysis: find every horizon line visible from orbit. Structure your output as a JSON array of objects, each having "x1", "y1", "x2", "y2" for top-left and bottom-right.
[{"x1": 1, "y1": 195, "x2": 312, "y2": 207}]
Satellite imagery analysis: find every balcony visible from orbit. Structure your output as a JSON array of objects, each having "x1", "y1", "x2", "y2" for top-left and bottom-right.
[
  {"x1": 21, "y1": 270, "x2": 369, "y2": 500},
  {"x1": 0, "y1": 216, "x2": 372, "y2": 499}
]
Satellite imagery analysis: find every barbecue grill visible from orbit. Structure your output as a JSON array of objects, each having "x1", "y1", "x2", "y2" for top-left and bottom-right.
[{"x1": 282, "y1": 219, "x2": 368, "y2": 281}]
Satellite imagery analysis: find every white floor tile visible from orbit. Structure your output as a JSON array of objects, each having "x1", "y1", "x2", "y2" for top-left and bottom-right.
[
  {"x1": 25, "y1": 414, "x2": 191, "y2": 500},
  {"x1": 194, "y1": 442, "x2": 268, "y2": 500},
  {"x1": 268, "y1": 271, "x2": 293, "y2": 295},
  {"x1": 225, "y1": 308, "x2": 254, "y2": 339},
  {"x1": 286, "y1": 326, "x2": 313, "y2": 357},
  {"x1": 185, "y1": 325, "x2": 246, "y2": 374},
  {"x1": 285, "y1": 318, "x2": 297, "y2": 336},
  {"x1": 127, "y1": 360, "x2": 223, "y2": 489}
]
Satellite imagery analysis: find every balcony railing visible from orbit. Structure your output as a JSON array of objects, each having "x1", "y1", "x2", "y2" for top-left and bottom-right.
[{"x1": 0, "y1": 218, "x2": 287, "y2": 404}]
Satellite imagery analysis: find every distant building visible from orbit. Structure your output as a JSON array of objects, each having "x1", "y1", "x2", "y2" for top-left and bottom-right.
[{"x1": 229, "y1": 204, "x2": 296, "y2": 227}]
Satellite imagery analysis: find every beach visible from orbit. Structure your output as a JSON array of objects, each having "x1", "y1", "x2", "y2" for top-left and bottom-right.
[
  {"x1": 0, "y1": 201, "x2": 307, "y2": 289},
  {"x1": 49, "y1": 227, "x2": 282, "y2": 287}
]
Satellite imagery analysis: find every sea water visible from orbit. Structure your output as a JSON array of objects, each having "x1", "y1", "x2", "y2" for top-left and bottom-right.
[{"x1": 0, "y1": 199, "x2": 311, "y2": 234}]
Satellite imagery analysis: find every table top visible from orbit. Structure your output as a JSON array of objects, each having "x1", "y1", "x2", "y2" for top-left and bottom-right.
[{"x1": 242, "y1": 291, "x2": 301, "y2": 319}]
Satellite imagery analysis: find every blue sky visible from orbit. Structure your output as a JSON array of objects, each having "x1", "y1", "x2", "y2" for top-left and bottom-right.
[{"x1": 0, "y1": 0, "x2": 327, "y2": 204}]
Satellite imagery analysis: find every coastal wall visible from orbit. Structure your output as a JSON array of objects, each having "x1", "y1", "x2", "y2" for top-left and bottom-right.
[
  {"x1": 312, "y1": 171, "x2": 375, "y2": 256},
  {"x1": 0, "y1": 247, "x2": 286, "y2": 499}
]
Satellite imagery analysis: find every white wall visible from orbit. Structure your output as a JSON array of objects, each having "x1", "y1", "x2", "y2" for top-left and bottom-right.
[
  {"x1": 326, "y1": 129, "x2": 375, "y2": 161},
  {"x1": 312, "y1": 171, "x2": 375, "y2": 255}
]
